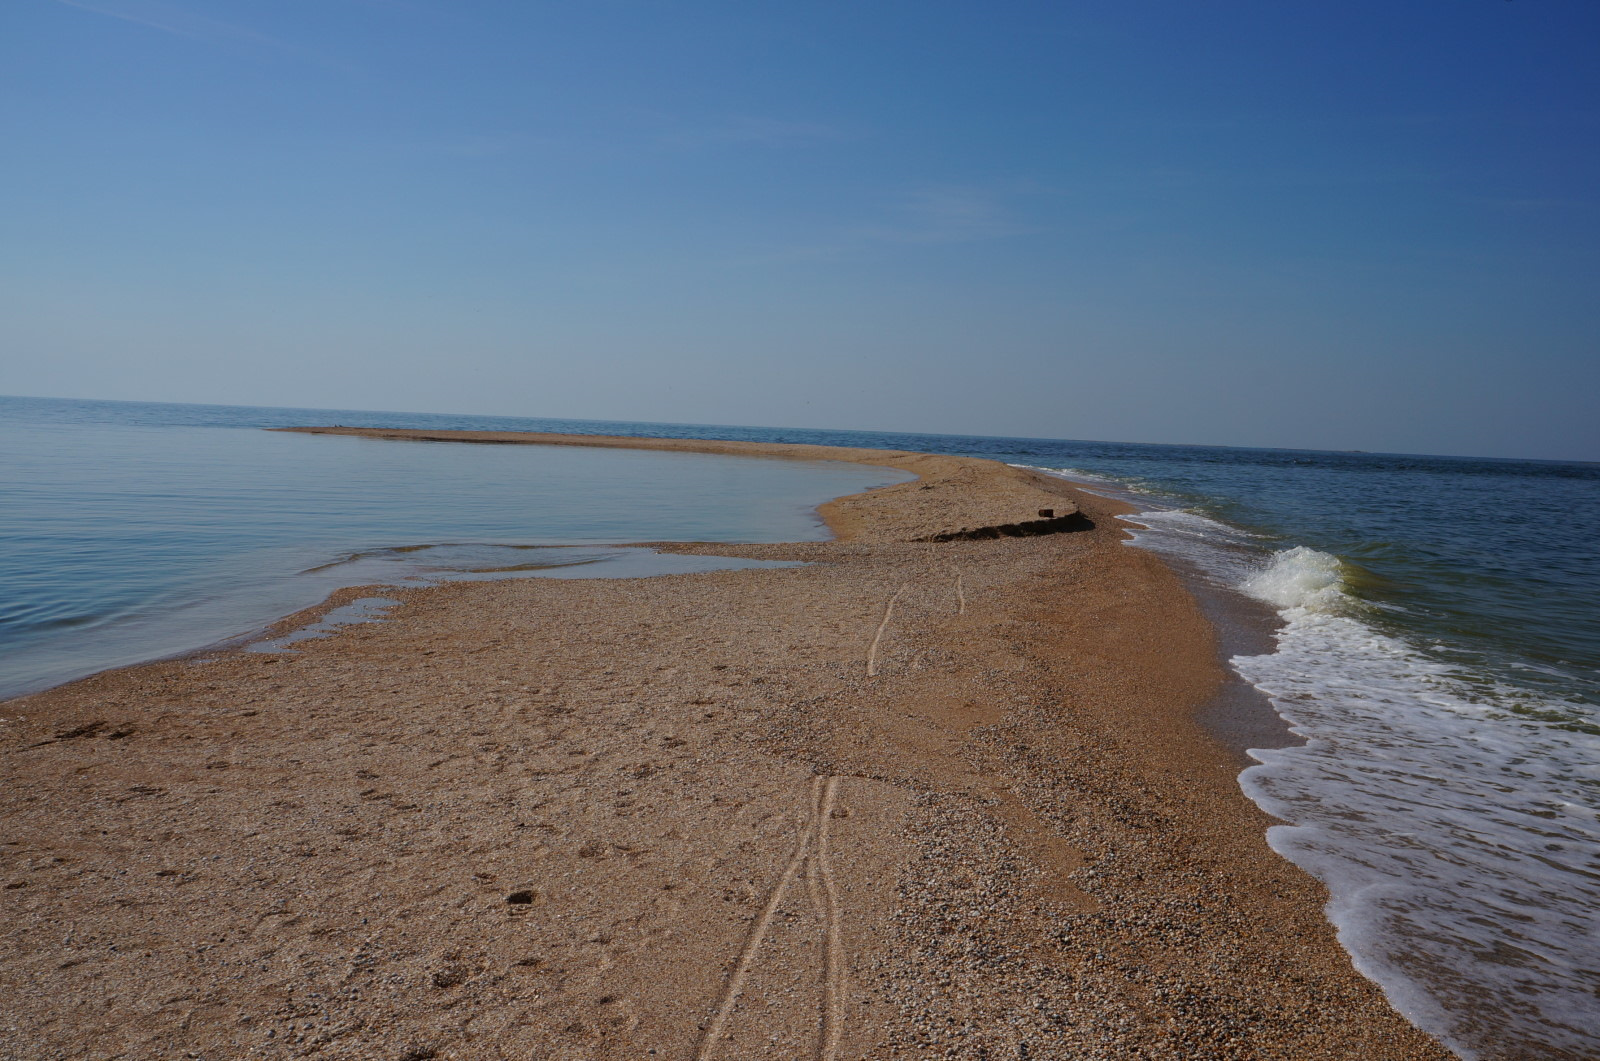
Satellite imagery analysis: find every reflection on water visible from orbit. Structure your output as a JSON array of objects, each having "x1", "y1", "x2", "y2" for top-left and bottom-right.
[
  {"x1": 246, "y1": 596, "x2": 403, "y2": 653},
  {"x1": 0, "y1": 402, "x2": 906, "y2": 699}
]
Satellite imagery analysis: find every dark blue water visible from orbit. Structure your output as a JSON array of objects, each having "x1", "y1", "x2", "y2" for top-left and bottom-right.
[{"x1": 4, "y1": 394, "x2": 1597, "y2": 1059}]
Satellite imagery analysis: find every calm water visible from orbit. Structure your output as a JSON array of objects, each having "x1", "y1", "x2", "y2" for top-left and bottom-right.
[
  {"x1": 0, "y1": 396, "x2": 909, "y2": 700},
  {"x1": 4, "y1": 395, "x2": 1598, "y2": 1059}
]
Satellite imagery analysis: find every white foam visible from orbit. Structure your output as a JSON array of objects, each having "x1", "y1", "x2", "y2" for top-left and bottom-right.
[
  {"x1": 1016, "y1": 463, "x2": 1600, "y2": 1055},
  {"x1": 1239, "y1": 545, "x2": 1350, "y2": 613},
  {"x1": 1229, "y1": 548, "x2": 1600, "y2": 1059},
  {"x1": 1014, "y1": 464, "x2": 1268, "y2": 587},
  {"x1": 1012, "y1": 462, "x2": 1123, "y2": 488},
  {"x1": 1025, "y1": 471, "x2": 1600, "y2": 1057}
]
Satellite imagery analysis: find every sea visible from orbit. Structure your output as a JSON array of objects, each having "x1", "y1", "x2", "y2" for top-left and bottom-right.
[{"x1": 3, "y1": 394, "x2": 1596, "y2": 1060}]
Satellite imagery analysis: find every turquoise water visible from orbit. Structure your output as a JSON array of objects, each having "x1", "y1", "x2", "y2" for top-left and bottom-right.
[{"x1": 4, "y1": 394, "x2": 1597, "y2": 1059}]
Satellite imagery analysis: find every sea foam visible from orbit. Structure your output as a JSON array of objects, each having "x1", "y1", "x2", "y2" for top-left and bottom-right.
[
  {"x1": 1022, "y1": 462, "x2": 1600, "y2": 1059},
  {"x1": 1239, "y1": 545, "x2": 1349, "y2": 613},
  {"x1": 1237, "y1": 547, "x2": 1600, "y2": 1060}
]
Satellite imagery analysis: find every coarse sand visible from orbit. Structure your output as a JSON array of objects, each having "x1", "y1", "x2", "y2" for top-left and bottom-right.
[{"x1": 0, "y1": 430, "x2": 1452, "y2": 1060}]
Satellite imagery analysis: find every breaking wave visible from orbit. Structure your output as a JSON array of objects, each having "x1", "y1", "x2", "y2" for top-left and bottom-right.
[{"x1": 1236, "y1": 546, "x2": 1600, "y2": 1060}]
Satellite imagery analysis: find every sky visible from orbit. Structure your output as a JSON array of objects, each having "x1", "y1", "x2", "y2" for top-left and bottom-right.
[{"x1": 3, "y1": 1, "x2": 1598, "y2": 460}]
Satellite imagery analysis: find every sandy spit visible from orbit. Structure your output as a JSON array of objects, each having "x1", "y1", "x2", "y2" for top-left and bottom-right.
[{"x1": 0, "y1": 429, "x2": 1450, "y2": 1061}]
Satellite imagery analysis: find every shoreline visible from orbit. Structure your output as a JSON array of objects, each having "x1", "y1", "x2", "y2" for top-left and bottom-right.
[
  {"x1": 1018, "y1": 470, "x2": 1296, "y2": 764},
  {"x1": 1, "y1": 429, "x2": 1449, "y2": 1059},
  {"x1": 270, "y1": 427, "x2": 1097, "y2": 544}
]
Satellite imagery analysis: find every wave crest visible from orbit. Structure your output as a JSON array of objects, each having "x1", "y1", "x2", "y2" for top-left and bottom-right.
[{"x1": 1241, "y1": 545, "x2": 1350, "y2": 613}]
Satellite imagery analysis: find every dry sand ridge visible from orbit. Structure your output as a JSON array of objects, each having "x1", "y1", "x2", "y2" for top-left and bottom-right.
[{"x1": 1, "y1": 429, "x2": 1451, "y2": 1060}]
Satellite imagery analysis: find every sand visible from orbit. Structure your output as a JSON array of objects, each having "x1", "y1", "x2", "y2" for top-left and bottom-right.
[{"x1": 0, "y1": 430, "x2": 1451, "y2": 1060}]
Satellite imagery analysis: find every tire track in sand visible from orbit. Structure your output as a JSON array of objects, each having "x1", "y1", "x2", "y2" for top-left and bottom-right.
[
  {"x1": 866, "y1": 585, "x2": 909, "y2": 678},
  {"x1": 696, "y1": 775, "x2": 849, "y2": 1061},
  {"x1": 814, "y1": 775, "x2": 846, "y2": 1061}
]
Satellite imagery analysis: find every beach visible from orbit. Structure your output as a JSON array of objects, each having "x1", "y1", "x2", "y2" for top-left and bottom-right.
[{"x1": 0, "y1": 431, "x2": 1449, "y2": 1060}]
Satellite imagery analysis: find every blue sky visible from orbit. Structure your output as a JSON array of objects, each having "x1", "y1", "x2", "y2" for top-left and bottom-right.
[{"x1": 4, "y1": 1, "x2": 1598, "y2": 459}]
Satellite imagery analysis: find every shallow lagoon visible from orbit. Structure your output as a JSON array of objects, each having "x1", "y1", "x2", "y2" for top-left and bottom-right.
[{"x1": 0, "y1": 405, "x2": 909, "y2": 699}]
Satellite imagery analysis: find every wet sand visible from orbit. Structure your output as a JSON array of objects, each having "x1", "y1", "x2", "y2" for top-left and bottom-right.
[{"x1": 0, "y1": 430, "x2": 1450, "y2": 1060}]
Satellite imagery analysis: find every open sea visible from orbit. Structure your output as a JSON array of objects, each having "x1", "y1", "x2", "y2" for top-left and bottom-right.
[{"x1": 3, "y1": 394, "x2": 1597, "y2": 1060}]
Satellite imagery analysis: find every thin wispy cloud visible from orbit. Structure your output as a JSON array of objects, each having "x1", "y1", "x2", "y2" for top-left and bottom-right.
[
  {"x1": 1117, "y1": 164, "x2": 1445, "y2": 192},
  {"x1": 46, "y1": 0, "x2": 361, "y2": 73},
  {"x1": 417, "y1": 132, "x2": 535, "y2": 159},
  {"x1": 739, "y1": 184, "x2": 1041, "y2": 265},
  {"x1": 857, "y1": 185, "x2": 1035, "y2": 245},
  {"x1": 654, "y1": 115, "x2": 850, "y2": 150},
  {"x1": 48, "y1": 0, "x2": 281, "y2": 47},
  {"x1": 1463, "y1": 195, "x2": 1599, "y2": 214}
]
